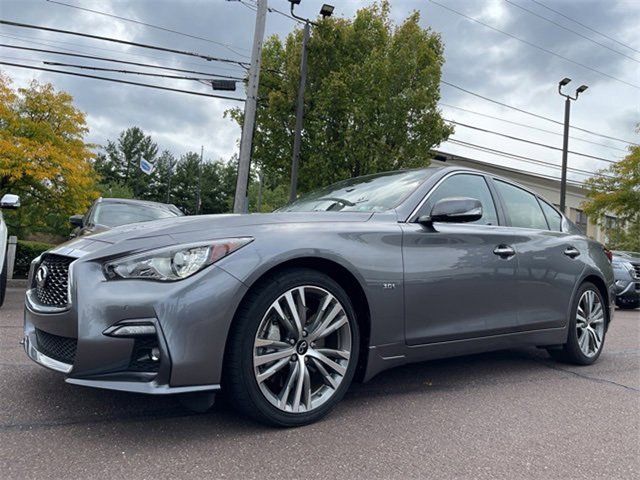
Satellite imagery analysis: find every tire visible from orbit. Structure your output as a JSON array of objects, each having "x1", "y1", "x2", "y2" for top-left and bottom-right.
[
  {"x1": 224, "y1": 268, "x2": 360, "y2": 427},
  {"x1": 0, "y1": 257, "x2": 7, "y2": 308},
  {"x1": 547, "y1": 282, "x2": 606, "y2": 365}
]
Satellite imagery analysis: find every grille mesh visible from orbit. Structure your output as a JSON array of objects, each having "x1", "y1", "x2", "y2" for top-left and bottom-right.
[
  {"x1": 34, "y1": 254, "x2": 73, "y2": 308},
  {"x1": 632, "y1": 263, "x2": 640, "y2": 280},
  {"x1": 35, "y1": 329, "x2": 77, "y2": 364}
]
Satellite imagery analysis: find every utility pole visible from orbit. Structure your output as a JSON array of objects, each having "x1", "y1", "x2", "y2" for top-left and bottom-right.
[
  {"x1": 196, "y1": 145, "x2": 203, "y2": 214},
  {"x1": 558, "y1": 78, "x2": 588, "y2": 213},
  {"x1": 287, "y1": 2, "x2": 334, "y2": 203},
  {"x1": 289, "y1": 21, "x2": 310, "y2": 203},
  {"x1": 233, "y1": 0, "x2": 267, "y2": 213},
  {"x1": 257, "y1": 170, "x2": 264, "y2": 212},
  {"x1": 165, "y1": 157, "x2": 173, "y2": 204}
]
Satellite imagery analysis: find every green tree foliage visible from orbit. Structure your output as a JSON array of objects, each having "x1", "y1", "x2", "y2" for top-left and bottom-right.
[
  {"x1": 94, "y1": 126, "x2": 158, "y2": 199},
  {"x1": 0, "y1": 74, "x2": 97, "y2": 237},
  {"x1": 228, "y1": 1, "x2": 452, "y2": 203},
  {"x1": 584, "y1": 144, "x2": 640, "y2": 250}
]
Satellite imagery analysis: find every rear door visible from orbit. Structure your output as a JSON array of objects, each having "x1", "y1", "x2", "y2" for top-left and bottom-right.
[
  {"x1": 490, "y1": 179, "x2": 584, "y2": 330},
  {"x1": 402, "y1": 172, "x2": 521, "y2": 345}
]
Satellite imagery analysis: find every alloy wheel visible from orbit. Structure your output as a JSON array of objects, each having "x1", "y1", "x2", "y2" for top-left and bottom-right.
[
  {"x1": 576, "y1": 289, "x2": 605, "y2": 357},
  {"x1": 253, "y1": 285, "x2": 352, "y2": 413}
]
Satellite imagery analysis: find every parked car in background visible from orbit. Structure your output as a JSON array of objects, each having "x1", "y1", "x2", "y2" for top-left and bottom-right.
[
  {"x1": 612, "y1": 251, "x2": 640, "y2": 309},
  {"x1": 69, "y1": 197, "x2": 184, "y2": 237},
  {"x1": 24, "y1": 167, "x2": 615, "y2": 426},
  {"x1": 1, "y1": 193, "x2": 20, "y2": 307}
]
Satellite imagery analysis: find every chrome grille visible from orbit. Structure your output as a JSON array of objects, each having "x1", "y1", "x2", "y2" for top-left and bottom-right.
[
  {"x1": 35, "y1": 328, "x2": 77, "y2": 364},
  {"x1": 34, "y1": 254, "x2": 73, "y2": 308}
]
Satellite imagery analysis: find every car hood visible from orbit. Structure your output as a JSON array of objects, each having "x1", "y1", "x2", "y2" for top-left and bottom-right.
[{"x1": 50, "y1": 211, "x2": 374, "y2": 258}]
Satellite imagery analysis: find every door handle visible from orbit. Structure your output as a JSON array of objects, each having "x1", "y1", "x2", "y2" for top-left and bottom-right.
[
  {"x1": 493, "y1": 245, "x2": 516, "y2": 258},
  {"x1": 564, "y1": 246, "x2": 581, "y2": 258}
]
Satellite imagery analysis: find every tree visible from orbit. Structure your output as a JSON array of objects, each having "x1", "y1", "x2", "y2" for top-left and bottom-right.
[
  {"x1": 583, "y1": 143, "x2": 640, "y2": 251},
  {"x1": 94, "y1": 126, "x2": 158, "y2": 199},
  {"x1": 0, "y1": 74, "x2": 97, "y2": 237},
  {"x1": 227, "y1": 1, "x2": 452, "y2": 204}
]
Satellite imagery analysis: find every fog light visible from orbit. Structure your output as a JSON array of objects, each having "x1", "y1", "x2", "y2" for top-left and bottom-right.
[
  {"x1": 104, "y1": 323, "x2": 156, "y2": 337},
  {"x1": 150, "y1": 347, "x2": 161, "y2": 362}
]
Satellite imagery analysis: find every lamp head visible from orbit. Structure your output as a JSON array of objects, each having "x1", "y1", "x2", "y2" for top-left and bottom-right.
[
  {"x1": 576, "y1": 85, "x2": 588, "y2": 94},
  {"x1": 320, "y1": 4, "x2": 334, "y2": 18},
  {"x1": 559, "y1": 77, "x2": 572, "y2": 87}
]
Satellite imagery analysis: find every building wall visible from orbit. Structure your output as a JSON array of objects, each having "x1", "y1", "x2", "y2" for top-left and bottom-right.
[{"x1": 430, "y1": 155, "x2": 606, "y2": 242}]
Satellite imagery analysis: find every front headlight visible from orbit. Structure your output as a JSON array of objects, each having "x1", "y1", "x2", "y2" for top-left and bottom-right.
[{"x1": 103, "y1": 238, "x2": 253, "y2": 281}]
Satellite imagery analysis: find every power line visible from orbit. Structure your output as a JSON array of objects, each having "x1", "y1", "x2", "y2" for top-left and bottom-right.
[
  {"x1": 0, "y1": 19, "x2": 250, "y2": 68},
  {"x1": 1, "y1": 44, "x2": 246, "y2": 80},
  {"x1": 0, "y1": 32, "x2": 245, "y2": 75},
  {"x1": 0, "y1": 61, "x2": 246, "y2": 101},
  {"x1": 42, "y1": 61, "x2": 240, "y2": 82},
  {"x1": 503, "y1": 0, "x2": 638, "y2": 63},
  {"x1": 440, "y1": 103, "x2": 628, "y2": 153},
  {"x1": 445, "y1": 119, "x2": 619, "y2": 163},
  {"x1": 440, "y1": 80, "x2": 639, "y2": 146},
  {"x1": 426, "y1": 0, "x2": 640, "y2": 90},
  {"x1": 447, "y1": 139, "x2": 611, "y2": 179},
  {"x1": 45, "y1": 0, "x2": 251, "y2": 58},
  {"x1": 529, "y1": 0, "x2": 639, "y2": 54}
]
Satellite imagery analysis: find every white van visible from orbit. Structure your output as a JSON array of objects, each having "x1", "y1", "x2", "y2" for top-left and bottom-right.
[{"x1": 1, "y1": 194, "x2": 20, "y2": 307}]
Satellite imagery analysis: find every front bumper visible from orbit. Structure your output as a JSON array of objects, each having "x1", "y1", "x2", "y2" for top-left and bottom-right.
[
  {"x1": 24, "y1": 257, "x2": 247, "y2": 395},
  {"x1": 614, "y1": 281, "x2": 640, "y2": 305}
]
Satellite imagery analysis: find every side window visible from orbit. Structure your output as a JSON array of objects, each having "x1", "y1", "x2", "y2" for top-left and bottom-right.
[
  {"x1": 494, "y1": 180, "x2": 548, "y2": 230},
  {"x1": 421, "y1": 174, "x2": 498, "y2": 225},
  {"x1": 539, "y1": 200, "x2": 562, "y2": 232}
]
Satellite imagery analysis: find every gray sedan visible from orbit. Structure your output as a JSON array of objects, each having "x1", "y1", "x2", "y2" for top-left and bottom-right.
[{"x1": 23, "y1": 166, "x2": 615, "y2": 426}]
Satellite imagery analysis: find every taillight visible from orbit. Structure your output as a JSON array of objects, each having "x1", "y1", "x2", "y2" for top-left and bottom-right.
[{"x1": 603, "y1": 246, "x2": 613, "y2": 262}]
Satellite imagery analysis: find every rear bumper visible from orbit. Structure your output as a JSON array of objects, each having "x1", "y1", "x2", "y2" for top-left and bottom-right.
[{"x1": 24, "y1": 258, "x2": 247, "y2": 395}]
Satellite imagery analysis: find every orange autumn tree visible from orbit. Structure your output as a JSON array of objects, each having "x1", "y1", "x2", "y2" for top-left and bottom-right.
[{"x1": 0, "y1": 73, "x2": 97, "y2": 237}]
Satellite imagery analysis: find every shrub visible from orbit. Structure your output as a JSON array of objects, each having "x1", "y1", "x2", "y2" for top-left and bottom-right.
[{"x1": 13, "y1": 240, "x2": 54, "y2": 278}]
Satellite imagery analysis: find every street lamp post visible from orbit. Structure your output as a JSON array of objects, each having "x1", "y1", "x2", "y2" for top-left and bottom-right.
[
  {"x1": 287, "y1": 1, "x2": 334, "y2": 203},
  {"x1": 558, "y1": 78, "x2": 588, "y2": 214}
]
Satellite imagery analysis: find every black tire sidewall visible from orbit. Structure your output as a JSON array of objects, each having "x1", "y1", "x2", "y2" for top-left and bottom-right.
[
  {"x1": 564, "y1": 282, "x2": 606, "y2": 365},
  {"x1": 230, "y1": 268, "x2": 360, "y2": 427},
  {"x1": 0, "y1": 256, "x2": 7, "y2": 307}
]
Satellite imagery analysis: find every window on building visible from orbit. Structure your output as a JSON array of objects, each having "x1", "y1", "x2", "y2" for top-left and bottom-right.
[
  {"x1": 574, "y1": 209, "x2": 588, "y2": 233},
  {"x1": 605, "y1": 215, "x2": 618, "y2": 230}
]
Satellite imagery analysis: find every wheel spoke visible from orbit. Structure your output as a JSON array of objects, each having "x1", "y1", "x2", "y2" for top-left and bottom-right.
[
  {"x1": 308, "y1": 349, "x2": 346, "y2": 376},
  {"x1": 278, "y1": 362, "x2": 299, "y2": 408},
  {"x1": 285, "y1": 291, "x2": 304, "y2": 337},
  {"x1": 256, "y1": 357, "x2": 289, "y2": 383},
  {"x1": 255, "y1": 338, "x2": 291, "y2": 349},
  {"x1": 576, "y1": 313, "x2": 588, "y2": 328},
  {"x1": 311, "y1": 357, "x2": 339, "y2": 389},
  {"x1": 579, "y1": 329, "x2": 589, "y2": 353},
  {"x1": 309, "y1": 303, "x2": 343, "y2": 341},
  {"x1": 292, "y1": 358, "x2": 306, "y2": 412},
  {"x1": 254, "y1": 347, "x2": 294, "y2": 367},
  {"x1": 316, "y1": 348, "x2": 350, "y2": 361},
  {"x1": 272, "y1": 300, "x2": 297, "y2": 336},
  {"x1": 315, "y1": 316, "x2": 348, "y2": 340},
  {"x1": 591, "y1": 303, "x2": 604, "y2": 321},
  {"x1": 589, "y1": 327, "x2": 602, "y2": 351},
  {"x1": 302, "y1": 361, "x2": 312, "y2": 410}
]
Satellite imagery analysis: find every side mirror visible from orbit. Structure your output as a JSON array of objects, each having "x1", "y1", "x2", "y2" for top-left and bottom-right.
[
  {"x1": 418, "y1": 197, "x2": 483, "y2": 225},
  {"x1": 69, "y1": 214, "x2": 84, "y2": 228},
  {"x1": 0, "y1": 193, "x2": 20, "y2": 209}
]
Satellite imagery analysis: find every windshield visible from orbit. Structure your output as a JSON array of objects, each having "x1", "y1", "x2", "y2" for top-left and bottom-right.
[
  {"x1": 93, "y1": 202, "x2": 181, "y2": 227},
  {"x1": 279, "y1": 169, "x2": 435, "y2": 213}
]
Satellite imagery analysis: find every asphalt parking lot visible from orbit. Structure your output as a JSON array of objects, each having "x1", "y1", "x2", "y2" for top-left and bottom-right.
[{"x1": 1, "y1": 285, "x2": 638, "y2": 479}]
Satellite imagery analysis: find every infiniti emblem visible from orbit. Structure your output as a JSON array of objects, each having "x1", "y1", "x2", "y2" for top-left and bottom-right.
[
  {"x1": 35, "y1": 265, "x2": 49, "y2": 289},
  {"x1": 296, "y1": 340, "x2": 308, "y2": 355}
]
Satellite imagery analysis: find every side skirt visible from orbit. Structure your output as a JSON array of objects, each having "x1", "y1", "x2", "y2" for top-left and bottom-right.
[{"x1": 362, "y1": 327, "x2": 568, "y2": 382}]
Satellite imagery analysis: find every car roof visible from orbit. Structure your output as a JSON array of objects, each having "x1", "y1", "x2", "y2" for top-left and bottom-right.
[{"x1": 96, "y1": 197, "x2": 183, "y2": 214}]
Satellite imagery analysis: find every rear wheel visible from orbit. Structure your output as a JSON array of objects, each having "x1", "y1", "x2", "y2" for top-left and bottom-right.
[
  {"x1": 224, "y1": 268, "x2": 359, "y2": 427},
  {"x1": 547, "y1": 282, "x2": 606, "y2": 365}
]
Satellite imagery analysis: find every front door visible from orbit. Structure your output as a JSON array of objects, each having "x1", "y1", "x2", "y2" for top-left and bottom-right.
[{"x1": 402, "y1": 173, "x2": 520, "y2": 345}]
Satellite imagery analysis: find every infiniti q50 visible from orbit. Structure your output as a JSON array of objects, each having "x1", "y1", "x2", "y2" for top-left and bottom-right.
[{"x1": 23, "y1": 166, "x2": 615, "y2": 426}]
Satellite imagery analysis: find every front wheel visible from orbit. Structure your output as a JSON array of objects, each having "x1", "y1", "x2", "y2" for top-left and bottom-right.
[
  {"x1": 547, "y1": 282, "x2": 606, "y2": 365},
  {"x1": 224, "y1": 268, "x2": 359, "y2": 427}
]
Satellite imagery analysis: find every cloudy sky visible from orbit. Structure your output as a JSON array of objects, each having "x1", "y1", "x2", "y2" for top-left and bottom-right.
[{"x1": 1, "y1": 0, "x2": 638, "y2": 185}]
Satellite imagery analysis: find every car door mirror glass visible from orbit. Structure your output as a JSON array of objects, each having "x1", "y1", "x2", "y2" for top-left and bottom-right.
[
  {"x1": 419, "y1": 197, "x2": 483, "y2": 224},
  {"x1": 69, "y1": 214, "x2": 84, "y2": 228},
  {"x1": 0, "y1": 193, "x2": 20, "y2": 209}
]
